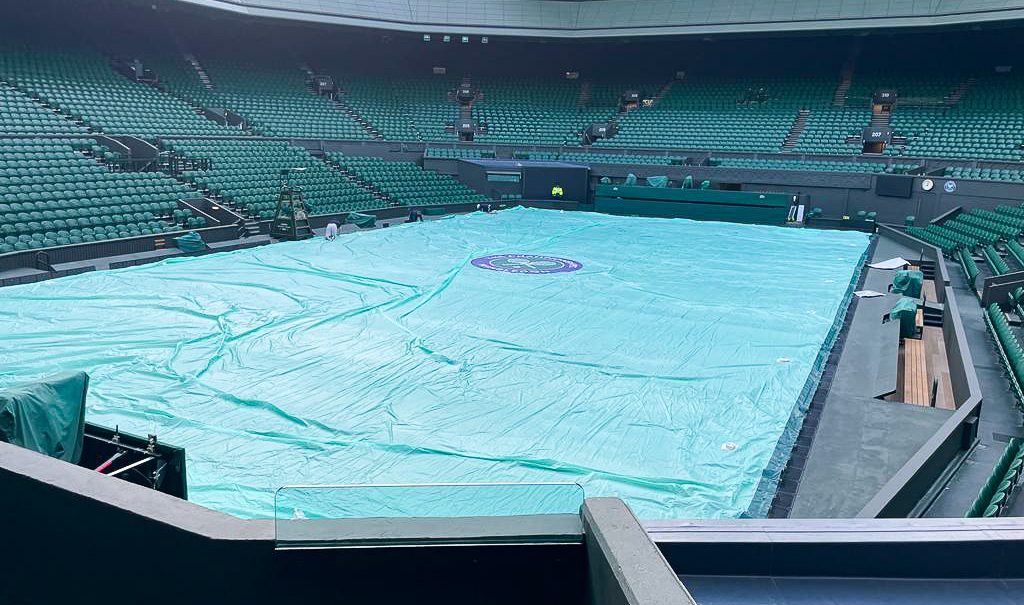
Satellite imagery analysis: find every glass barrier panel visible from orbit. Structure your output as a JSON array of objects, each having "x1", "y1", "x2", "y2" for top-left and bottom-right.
[{"x1": 274, "y1": 482, "x2": 584, "y2": 548}]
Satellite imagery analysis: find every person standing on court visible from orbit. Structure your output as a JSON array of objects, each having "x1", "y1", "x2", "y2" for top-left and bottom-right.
[{"x1": 324, "y1": 218, "x2": 339, "y2": 241}]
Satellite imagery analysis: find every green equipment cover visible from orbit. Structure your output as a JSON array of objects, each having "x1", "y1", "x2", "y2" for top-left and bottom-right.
[
  {"x1": 624, "y1": 173, "x2": 637, "y2": 185},
  {"x1": 0, "y1": 372, "x2": 88, "y2": 463},
  {"x1": 890, "y1": 296, "x2": 919, "y2": 338},
  {"x1": 646, "y1": 176, "x2": 669, "y2": 188},
  {"x1": 700, "y1": 180, "x2": 711, "y2": 190},
  {"x1": 346, "y1": 212, "x2": 377, "y2": 227},
  {"x1": 422, "y1": 207, "x2": 447, "y2": 217},
  {"x1": 174, "y1": 231, "x2": 205, "y2": 251},
  {"x1": 892, "y1": 270, "x2": 924, "y2": 298},
  {"x1": 599, "y1": 176, "x2": 611, "y2": 184},
  {"x1": 682, "y1": 175, "x2": 694, "y2": 189}
]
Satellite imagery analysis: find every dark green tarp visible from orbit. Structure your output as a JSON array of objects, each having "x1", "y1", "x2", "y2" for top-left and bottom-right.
[
  {"x1": 624, "y1": 173, "x2": 637, "y2": 185},
  {"x1": 422, "y1": 207, "x2": 447, "y2": 216},
  {"x1": 646, "y1": 175, "x2": 669, "y2": 188},
  {"x1": 599, "y1": 176, "x2": 611, "y2": 184},
  {"x1": 892, "y1": 269, "x2": 924, "y2": 298},
  {"x1": 346, "y1": 212, "x2": 377, "y2": 227},
  {"x1": 174, "y1": 231, "x2": 205, "y2": 252},
  {"x1": 890, "y1": 296, "x2": 919, "y2": 338},
  {"x1": 0, "y1": 372, "x2": 88, "y2": 463}
]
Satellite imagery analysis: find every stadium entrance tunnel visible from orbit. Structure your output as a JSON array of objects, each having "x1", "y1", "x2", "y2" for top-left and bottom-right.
[{"x1": 0, "y1": 438, "x2": 689, "y2": 604}]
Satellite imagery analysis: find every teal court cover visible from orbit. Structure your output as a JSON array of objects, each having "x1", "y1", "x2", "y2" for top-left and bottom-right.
[{"x1": 0, "y1": 207, "x2": 870, "y2": 519}]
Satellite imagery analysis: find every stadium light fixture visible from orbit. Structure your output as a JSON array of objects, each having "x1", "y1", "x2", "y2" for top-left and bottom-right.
[
  {"x1": 461, "y1": 36, "x2": 470, "y2": 43},
  {"x1": 443, "y1": 35, "x2": 451, "y2": 43},
  {"x1": 481, "y1": 37, "x2": 488, "y2": 44},
  {"x1": 423, "y1": 34, "x2": 431, "y2": 42}
]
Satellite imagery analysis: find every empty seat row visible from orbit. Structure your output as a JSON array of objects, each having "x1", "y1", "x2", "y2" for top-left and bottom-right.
[
  {"x1": 164, "y1": 139, "x2": 378, "y2": 219},
  {"x1": 327, "y1": 153, "x2": 486, "y2": 207},
  {"x1": 965, "y1": 435, "x2": 1024, "y2": 517},
  {"x1": 0, "y1": 138, "x2": 186, "y2": 253}
]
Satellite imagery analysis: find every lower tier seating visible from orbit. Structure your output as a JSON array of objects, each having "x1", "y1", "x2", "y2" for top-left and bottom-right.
[
  {"x1": 165, "y1": 139, "x2": 377, "y2": 218},
  {"x1": 424, "y1": 148, "x2": 495, "y2": 160},
  {"x1": 516, "y1": 151, "x2": 685, "y2": 165},
  {"x1": 909, "y1": 206, "x2": 1024, "y2": 257},
  {"x1": 708, "y1": 157, "x2": 917, "y2": 173},
  {"x1": 985, "y1": 304, "x2": 1024, "y2": 405},
  {"x1": 966, "y1": 436, "x2": 1024, "y2": 517},
  {"x1": 0, "y1": 138, "x2": 183, "y2": 253},
  {"x1": 944, "y1": 166, "x2": 1024, "y2": 182}
]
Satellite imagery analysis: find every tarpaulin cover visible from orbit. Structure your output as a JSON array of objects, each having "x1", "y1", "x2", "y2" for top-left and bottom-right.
[
  {"x1": 624, "y1": 173, "x2": 637, "y2": 185},
  {"x1": 346, "y1": 212, "x2": 376, "y2": 227},
  {"x1": 892, "y1": 269, "x2": 923, "y2": 298},
  {"x1": 0, "y1": 207, "x2": 869, "y2": 519},
  {"x1": 0, "y1": 372, "x2": 88, "y2": 463},
  {"x1": 646, "y1": 176, "x2": 669, "y2": 188},
  {"x1": 173, "y1": 231, "x2": 205, "y2": 251}
]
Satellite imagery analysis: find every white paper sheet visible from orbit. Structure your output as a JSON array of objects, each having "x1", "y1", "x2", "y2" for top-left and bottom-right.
[
  {"x1": 867, "y1": 257, "x2": 910, "y2": 270},
  {"x1": 854, "y1": 290, "x2": 887, "y2": 298}
]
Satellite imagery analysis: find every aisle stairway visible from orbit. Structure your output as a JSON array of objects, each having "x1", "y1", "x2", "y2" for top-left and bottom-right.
[
  {"x1": 321, "y1": 154, "x2": 395, "y2": 206},
  {"x1": 782, "y1": 109, "x2": 810, "y2": 150},
  {"x1": 322, "y1": 89, "x2": 383, "y2": 140}
]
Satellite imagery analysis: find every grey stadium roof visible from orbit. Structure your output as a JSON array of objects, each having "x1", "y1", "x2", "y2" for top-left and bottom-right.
[{"x1": 172, "y1": 0, "x2": 1024, "y2": 37}]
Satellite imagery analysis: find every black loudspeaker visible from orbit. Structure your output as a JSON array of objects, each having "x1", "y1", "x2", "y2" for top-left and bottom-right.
[{"x1": 876, "y1": 174, "x2": 913, "y2": 198}]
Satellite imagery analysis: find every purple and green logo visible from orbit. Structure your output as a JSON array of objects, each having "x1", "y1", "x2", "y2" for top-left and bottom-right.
[{"x1": 471, "y1": 254, "x2": 582, "y2": 274}]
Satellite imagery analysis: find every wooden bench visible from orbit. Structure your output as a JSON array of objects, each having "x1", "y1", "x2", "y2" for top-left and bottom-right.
[
  {"x1": 915, "y1": 308, "x2": 925, "y2": 332},
  {"x1": 902, "y1": 338, "x2": 930, "y2": 406}
]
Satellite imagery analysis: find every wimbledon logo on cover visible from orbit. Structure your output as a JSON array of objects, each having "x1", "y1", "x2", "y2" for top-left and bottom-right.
[{"x1": 471, "y1": 254, "x2": 582, "y2": 274}]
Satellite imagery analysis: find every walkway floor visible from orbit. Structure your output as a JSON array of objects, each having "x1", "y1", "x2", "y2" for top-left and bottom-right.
[{"x1": 925, "y1": 264, "x2": 1024, "y2": 517}]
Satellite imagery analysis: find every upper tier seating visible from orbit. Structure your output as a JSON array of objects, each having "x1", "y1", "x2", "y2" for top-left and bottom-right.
[
  {"x1": 165, "y1": 140, "x2": 377, "y2": 218},
  {"x1": 790, "y1": 109, "x2": 869, "y2": 155},
  {"x1": 472, "y1": 77, "x2": 610, "y2": 146},
  {"x1": 597, "y1": 75, "x2": 836, "y2": 152},
  {"x1": 326, "y1": 153, "x2": 487, "y2": 207},
  {"x1": 0, "y1": 47, "x2": 237, "y2": 138},
  {"x1": 0, "y1": 139, "x2": 182, "y2": 253},
  {"x1": 0, "y1": 83, "x2": 88, "y2": 135},
  {"x1": 337, "y1": 76, "x2": 457, "y2": 142},
  {"x1": 150, "y1": 55, "x2": 370, "y2": 140},
  {"x1": 846, "y1": 72, "x2": 964, "y2": 105},
  {"x1": 888, "y1": 74, "x2": 1024, "y2": 161}
]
